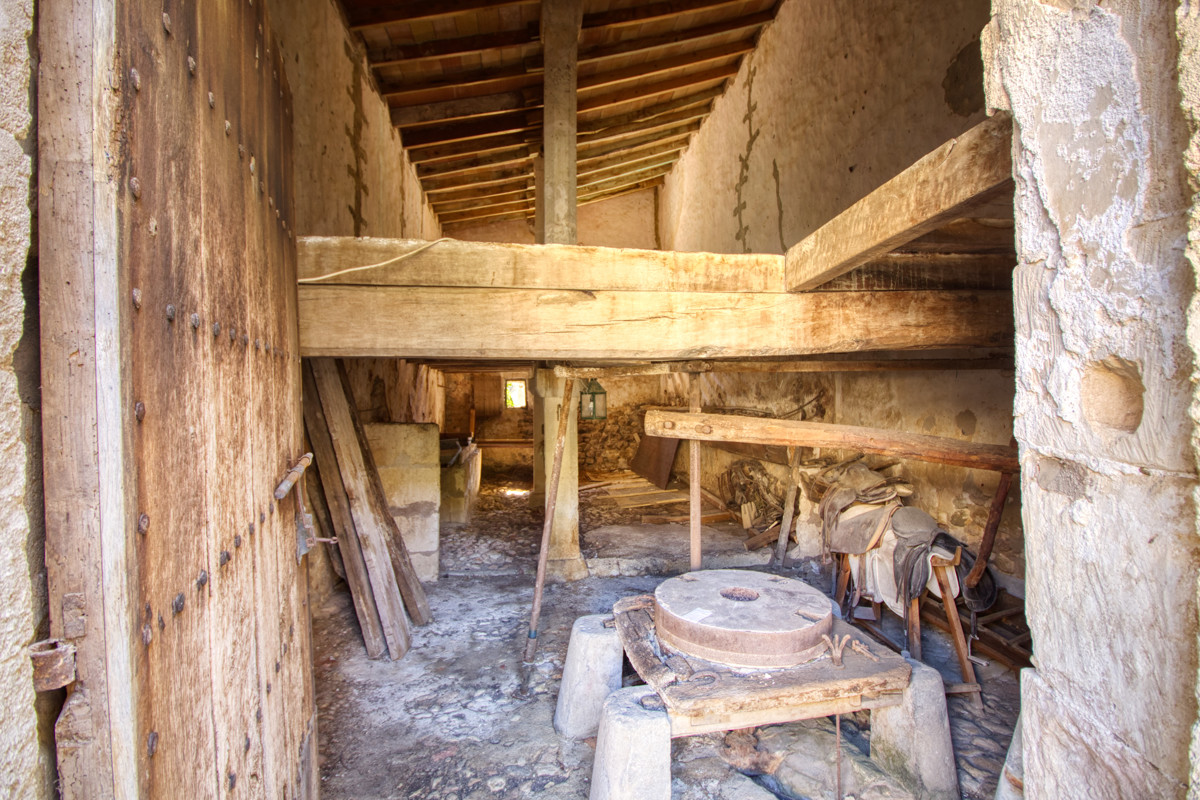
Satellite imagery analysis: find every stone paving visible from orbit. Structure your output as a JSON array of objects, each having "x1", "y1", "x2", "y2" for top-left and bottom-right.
[{"x1": 316, "y1": 481, "x2": 1020, "y2": 799}]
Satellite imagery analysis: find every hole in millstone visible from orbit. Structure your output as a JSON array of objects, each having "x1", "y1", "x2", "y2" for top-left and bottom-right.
[{"x1": 720, "y1": 587, "x2": 759, "y2": 602}]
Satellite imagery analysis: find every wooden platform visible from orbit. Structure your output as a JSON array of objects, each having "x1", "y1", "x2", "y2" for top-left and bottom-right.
[{"x1": 613, "y1": 594, "x2": 911, "y2": 737}]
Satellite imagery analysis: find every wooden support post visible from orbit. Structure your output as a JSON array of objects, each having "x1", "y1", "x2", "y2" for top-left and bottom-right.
[
  {"x1": 933, "y1": 566, "x2": 983, "y2": 709},
  {"x1": 907, "y1": 598, "x2": 923, "y2": 662},
  {"x1": 540, "y1": 0, "x2": 581, "y2": 244},
  {"x1": 524, "y1": 377, "x2": 576, "y2": 665},
  {"x1": 774, "y1": 447, "x2": 801, "y2": 564},
  {"x1": 689, "y1": 373, "x2": 702, "y2": 571},
  {"x1": 966, "y1": 471, "x2": 1014, "y2": 589}
]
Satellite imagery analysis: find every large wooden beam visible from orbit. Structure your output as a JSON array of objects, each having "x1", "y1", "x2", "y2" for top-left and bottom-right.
[
  {"x1": 643, "y1": 411, "x2": 1019, "y2": 472},
  {"x1": 577, "y1": 40, "x2": 752, "y2": 93},
  {"x1": 348, "y1": 0, "x2": 536, "y2": 30},
  {"x1": 785, "y1": 114, "x2": 1013, "y2": 291},
  {"x1": 540, "y1": 0, "x2": 582, "y2": 244},
  {"x1": 579, "y1": 11, "x2": 773, "y2": 65},
  {"x1": 298, "y1": 287, "x2": 1013, "y2": 360},
  {"x1": 370, "y1": 24, "x2": 540, "y2": 68},
  {"x1": 581, "y1": 0, "x2": 748, "y2": 30},
  {"x1": 298, "y1": 237, "x2": 785, "y2": 292}
]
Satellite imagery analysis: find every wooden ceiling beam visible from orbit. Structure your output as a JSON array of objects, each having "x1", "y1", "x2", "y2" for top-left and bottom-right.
[
  {"x1": 785, "y1": 115, "x2": 1014, "y2": 291},
  {"x1": 579, "y1": 140, "x2": 689, "y2": 173},
  {"x1": 298, "y1": 287, "x2": 1014, "y2": 360},
  {"x1": 577, "y1": 105, "x2": 711, "y2": 146},
  {"x1": 575, "y1": 63, "x2": 738, "y2": 113},
  {"x1": 578, "y1": 169, "x2": 672, "y2": 199},
  {"x1": 347, "y1": 0, "x2": 537, "y2": 31},
  {"x1": 416, "y1": 148, "x2": 534, "y2": 180},
  {"x1": 578, "y1": 123, "x2": 700, "y2": 164},
  {"x1": 578, "y1": 180, "x2": 665, "y2": 207},
  {"x1": 400, "y1": 109, "x2": 535, "y2": 147},
  {"x1": 369, "y1": 24, "x2": 540, "y2": 68},
  {"x1": 442, "y1": 208, "x2": 534, "y2": 228},
  {"x1": 422, "y1": 163, "x2": 531, "y2": 193},
  {"x1": 297, "y1": 237, "x2": 785, "y2": 292},
  {"x1": 579, "y1": 10, "x2": 774, "y2": 64},
  {"x1": 425, "y1": 176, "x2": 533, "y2": 203},
  {"x1": 578, "y1": 150, "x2": 682, "y2": 183},
  {"x1": 432, "y1": 186, "x2": 534, "y2": 214},
  {"x1": 438, "y1": 199, "x2": 535, "y2": 225},
  {"x1": 409, "y1": 130, "x2": 535, "y2": 165},
  {"x1": 391, "y1": 92, "x2": 534, "y2": 129},
  {"x1": 578, "y1": 86, "x2": 720, "y2": 132},
  {"x1": 381, "y1": 65, "x2": 540, "y2": 107},
  {"x1": 577, "y1": 40, "x2": 753, "y2": 93},
  {"x1": 580, "y1": 0, "x2": 751, "y2": 31}
]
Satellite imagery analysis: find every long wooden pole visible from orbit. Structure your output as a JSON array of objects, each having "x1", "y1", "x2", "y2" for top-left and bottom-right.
[
  {"x1": 689, "y1": 374, "x2": 703, "y2": 571},
  {"x1": 965, "y1": 471, "x2": 1014, "y2": 588},
  {"x1": 523, "y1": 377, "x2": 576, "y2": 664},
  {"x1": 774, "y1": 448, "x2": 801, "y2": 564}
]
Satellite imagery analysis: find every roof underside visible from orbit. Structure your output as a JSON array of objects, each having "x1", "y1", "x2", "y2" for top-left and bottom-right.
[{"x1": 337, "y1": 0, "x2": 782, "y2": 231}]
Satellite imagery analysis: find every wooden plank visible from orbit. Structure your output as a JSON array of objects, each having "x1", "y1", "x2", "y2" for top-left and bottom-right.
[
  {"x1": 577, "y1": 40, "x2": 753, "y2": 93},
  {"x1": 785, "y1": 115, "x2": 1014, "y2": 291},
  {"x1": 581, "y1": 0, "x2": 747, "y2": 30},
  {"x1": 575, "y1": 63, "x2": 738, "y2": 112},
  {"x1": 642, "y1": 511, "x2": 735, "y2": 524},
  {"x1": 310, "y1": 359, "x2": 412, "y2": 659},
  {"x1": 369, "y1": 23, "x2": 539, "y2": 68},
  {"x1": 39, "y1": 0, "x2": 133, "y2": 794},
  {"x1": 689, "y1": 374, "x2": 703, "y2": 570},
  {"x1": 297, "y1": 237, "x2": 785, "y2": 293},
  {"x1": 578, "y1": 11, "x2": 773, "y2": 65},
  {"x1": 391, "y1": 92, "x2": 534, "y2": 129},
  {"x1": 334, "y1": 360, "x2": 433, "y2": 626},
  {"x1": 301, "y1": 363, "x2": 386, "y2": 658},
  {"x1": 298, "y1": 287, "x2": 1014, "y2": 360},
  {"x1": 614, "y1": 491, "x2": 690, "y2": 508},
  {"x1": 645, "y1": 410, "x2": 1020, "y2": 472}
]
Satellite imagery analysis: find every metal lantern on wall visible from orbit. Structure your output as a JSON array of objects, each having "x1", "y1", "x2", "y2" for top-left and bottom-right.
[{"x1": 579, "y1": 379, "x2": 607, "y2": 420}]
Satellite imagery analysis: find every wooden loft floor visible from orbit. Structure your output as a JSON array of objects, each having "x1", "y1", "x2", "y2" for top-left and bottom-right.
[{"x1": 296, "y1": 115, "x2": 1016, "y2": 363}]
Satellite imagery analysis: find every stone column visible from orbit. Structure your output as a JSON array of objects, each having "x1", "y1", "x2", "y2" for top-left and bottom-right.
[
  {"x1": 534, "y1": 370, "x2": 587, "y2": 580},
  {"x1": 539, "y1": 0, "x2": 580, "y2": 245}
]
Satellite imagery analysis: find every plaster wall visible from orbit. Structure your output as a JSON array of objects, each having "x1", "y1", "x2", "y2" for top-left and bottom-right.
[
  {"x1": 984, "y1": 1, "x2": 1197, "y2": 795},
  {"x1": 270, "y1": 0, "x2": 441, "y2": 240},
  {"x1": 366, "y1": 423, "x2": 441, "y2": 582},
  {"x1": 448, "y1": 188, "x2": 658, "y2": 249},
  {"x1": 0, "y1": 1, "x2": 51, "y2": 797},
  {"x1": 658, "y1": 0, "x2": 990, "y2": 254}
]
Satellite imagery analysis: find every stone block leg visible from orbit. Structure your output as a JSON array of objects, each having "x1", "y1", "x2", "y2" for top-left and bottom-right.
[
  {"x1": 554, "y1": 614, "x2": 624, "y2": 738},
  {"x1": 589, "y1": 686, "x2": 671, "y2": 800},
  {"x1": 871, "y1": 659, "x2": 960, "y2": 800}
]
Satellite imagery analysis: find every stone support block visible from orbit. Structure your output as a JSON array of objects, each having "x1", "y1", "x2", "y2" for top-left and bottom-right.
[
  {"x1": 554, "y1": 614, "x2": 623, "y2": 738},
  {"x1": 871, "y1": 658, "x2": 959, "y2": 800},
  {"x1": 589, "y1": 686, "x2": 671, "y2": 800}
]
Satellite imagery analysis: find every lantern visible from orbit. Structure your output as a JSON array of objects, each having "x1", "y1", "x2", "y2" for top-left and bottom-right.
[{"x1": 579, "y1": 379, "x2": 607, "y2": 420}]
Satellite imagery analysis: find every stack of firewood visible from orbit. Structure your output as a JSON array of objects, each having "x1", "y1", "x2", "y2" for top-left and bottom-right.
[{"x1": 579, "y1": 406, "x2": 645, "y2": 472}]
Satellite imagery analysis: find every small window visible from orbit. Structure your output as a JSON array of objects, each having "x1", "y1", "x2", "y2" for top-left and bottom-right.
[{"x1": 505, "y1": 379, "x2": 527, "y2": 409}]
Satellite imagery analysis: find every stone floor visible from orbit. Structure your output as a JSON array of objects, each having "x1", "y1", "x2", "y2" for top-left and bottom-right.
[{"x1": 314, "y1": 479, "x2": 1020, "y2": 799}]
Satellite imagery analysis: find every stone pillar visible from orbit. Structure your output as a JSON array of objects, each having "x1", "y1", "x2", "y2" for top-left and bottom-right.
[
  {"x1": 539, "y1": 0, "x2": 580, "y2": 245},
  {"x1": 982, "y1": 3, "x2": 1197, "y2": 797},
  {"x1": 529, "y1": 386, "x2": 545, "y2": 509},
  {"x1": 870, "y1": 659, "x2": 959, "y2": 800},
  {"x1": 534, "y1": 369, "x2": 587, "y2": 580},
  {"x1": 589, "y1": 686, "x2": 671, "y2": 800},
  {"x1": 554, "y1": 614, "x2": 623, "y2": 738}
]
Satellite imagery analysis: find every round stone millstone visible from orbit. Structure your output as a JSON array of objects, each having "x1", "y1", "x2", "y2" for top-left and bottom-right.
[{"x1": 653, "y1": 569, "x2": 834, "y2": 669}]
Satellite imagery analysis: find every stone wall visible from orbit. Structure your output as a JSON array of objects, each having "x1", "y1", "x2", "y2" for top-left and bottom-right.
[
  {"x1": 0, "y1": 1, "x2": 52, "y2": 797},
  {"x1": 366, "y1": 423, "x2": 441, "y2": 582},
  {"x1": 270, "y1": 0, "x2": 441, "y2": 240},
  {"x1": 984, "y1": 1, "x2": 1197, "y2": 796}
]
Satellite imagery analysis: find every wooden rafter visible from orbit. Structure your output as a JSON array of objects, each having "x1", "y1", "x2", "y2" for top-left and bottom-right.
[
  {"x1": 381, "y1": 65, "x2": 540, "y2": 107},
  {"x1": 369, "y1": 24, "x2": 539, "y2": 68},
  {"x1": 347, "y1": 0, "x2": 537, "y2": 30},
  {"x1": 578, "y1": 86, "x2": 721, "y2": 132},
  {"x1": 577, "y1": 40, "x2": 754, "y2": 93},
  {"x1": 390, "y1": 92, "x2": 533, "y2": 129},
  {"x1": 401, "y1": 110, "x2": 536, "y2": 148},
  {"x1": 576, "y1": 63, "x2": 738, "y2": 112},
  {"x1": 581, "y1": 0, "x2": 753, "y2": 30},
  {"x1": 578, "y1": 179, "x2": 666, "y2": 207},
  {"x1": 417, "y1": 149, "x2": 534, "y2": 180},
  {"x1": 578, "y1": 10, "x2": 774, "y2": 65}
]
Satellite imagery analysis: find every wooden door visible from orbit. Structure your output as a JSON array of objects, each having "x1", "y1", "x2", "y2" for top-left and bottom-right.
[{"x1": 39, "y1": 1, "x2": 315, "y2": 797}]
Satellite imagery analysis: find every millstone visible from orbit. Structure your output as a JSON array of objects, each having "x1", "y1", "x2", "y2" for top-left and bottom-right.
[{"x1": 654, "y1": 569, "x2": 833, "y2": 668}]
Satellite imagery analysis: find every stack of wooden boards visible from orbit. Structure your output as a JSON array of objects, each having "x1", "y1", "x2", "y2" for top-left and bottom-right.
[
  {"x1": 302, "y1": 357, "x2": 431, "y2": 660},
  {"x1": 581, "y1": 471, "x2": 736, "y2": 525}
]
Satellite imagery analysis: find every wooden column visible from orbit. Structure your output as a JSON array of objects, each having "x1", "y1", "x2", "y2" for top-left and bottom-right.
[
  {"x1": 688, "y1": 373, "x2": 702, "y2": 570},
  {"x1": 535, "y1": 370, "x2": 587, "y2": 579},
  {"x1": 539, "y1": 0, "x2": 581, "y2": 244}
]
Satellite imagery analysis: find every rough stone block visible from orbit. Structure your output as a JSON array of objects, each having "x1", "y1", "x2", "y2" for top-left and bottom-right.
[
  {"x1": 554, "y1": 614, "x2": 623, "y2": 738},
  {"x1": 871, "y1": 658, "x2": 959, "y2": 800},
  {"x1": 407, "y1": 551, "x2": 438, "y2": 583},
  {"x1": 590, "y1": 686, "x2": 671, "y2": 800}
]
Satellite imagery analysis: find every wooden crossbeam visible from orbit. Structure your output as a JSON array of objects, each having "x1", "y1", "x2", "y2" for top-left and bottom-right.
[
  {"x1": 391, "y1": 92, "x2": 534, "y2": 129},
  {"x1": 785, "y1": 115, "x2": 1014, "y2": 291},
  {"x1": 298, "y1": 237, "x2": 784, "y2": 292},
  {"x1": 381, "y1": 65, "x2": 541, "y2": 107},
  {"x1": 555, "y1": 357, "x2": 1013, "y2": 377},
  {"x1": 578, "y1": 180, "x2": 665, "y2": 207},
  {"x1": 577, "y1": 125, "x2": 699, "y2": 164},
  {"x1": 348, "y1": 0, "x2": 536, "y2": 30},
  {"x1": 577, "y1": 106, "x2": 710, "y2": 146},
  {"x1": 416, "y1": 148, "x2": 533, "y2": 180},
  {"x1": 643, "y1": 410, "x2": 1019, "y2": 472},
  {"x1": 409, "y1": 130, "x2": 535, "y2": 164},
  {"x1": 576, "y1": 63, "x2": 738, "y2": 112},
  {"x1": 579, "y1": 11, "x2": 773, "y2": 65},
  {"x1": 297, "y1": 287, "x2": 1013, "y2": 360}
]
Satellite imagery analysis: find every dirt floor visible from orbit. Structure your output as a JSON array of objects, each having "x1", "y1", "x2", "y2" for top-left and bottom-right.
[{"x1": 313, "y1": 477, "x2": 1019, "y2": 799}]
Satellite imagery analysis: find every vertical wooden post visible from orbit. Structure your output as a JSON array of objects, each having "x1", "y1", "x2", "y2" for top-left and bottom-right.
[
  {"x1": 689, "y1": 373, "x2": 703, "y2": 571},
  {"x1": 539, "y1": 0, "x2": 581, "y2": 244}
]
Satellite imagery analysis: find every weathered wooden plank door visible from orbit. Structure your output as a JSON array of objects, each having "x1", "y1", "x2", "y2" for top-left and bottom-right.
[{"x1": 39, "y1": 1, "x2": 315, "y2": 797}]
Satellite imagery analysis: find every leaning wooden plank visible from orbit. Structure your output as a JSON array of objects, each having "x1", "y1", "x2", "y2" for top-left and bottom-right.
[
  {"x1": 335, "y1": 360, "x2": 433, "y2": 626},
  {"x1": 310, "y1": 358, "x2": 412, "y2": 659},
  {"x1": 301, "y1": 363, "x2": 386, "y2": 658},
  {"x1": 642, "y1": 511, "x2": 735, "y2": 524},
  {"x1": 785, "y1": 114, "x2": 1013, "y2": 291},
  {"x1": 298, "y1": 236, "x2": 784, "y2": 293},
  {"x1": 298, "y1": 287, "x2": 1013, "y2": 360},
  {"x1": 644, "y1": 411, "x2": 1019, "y2": 473}
]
